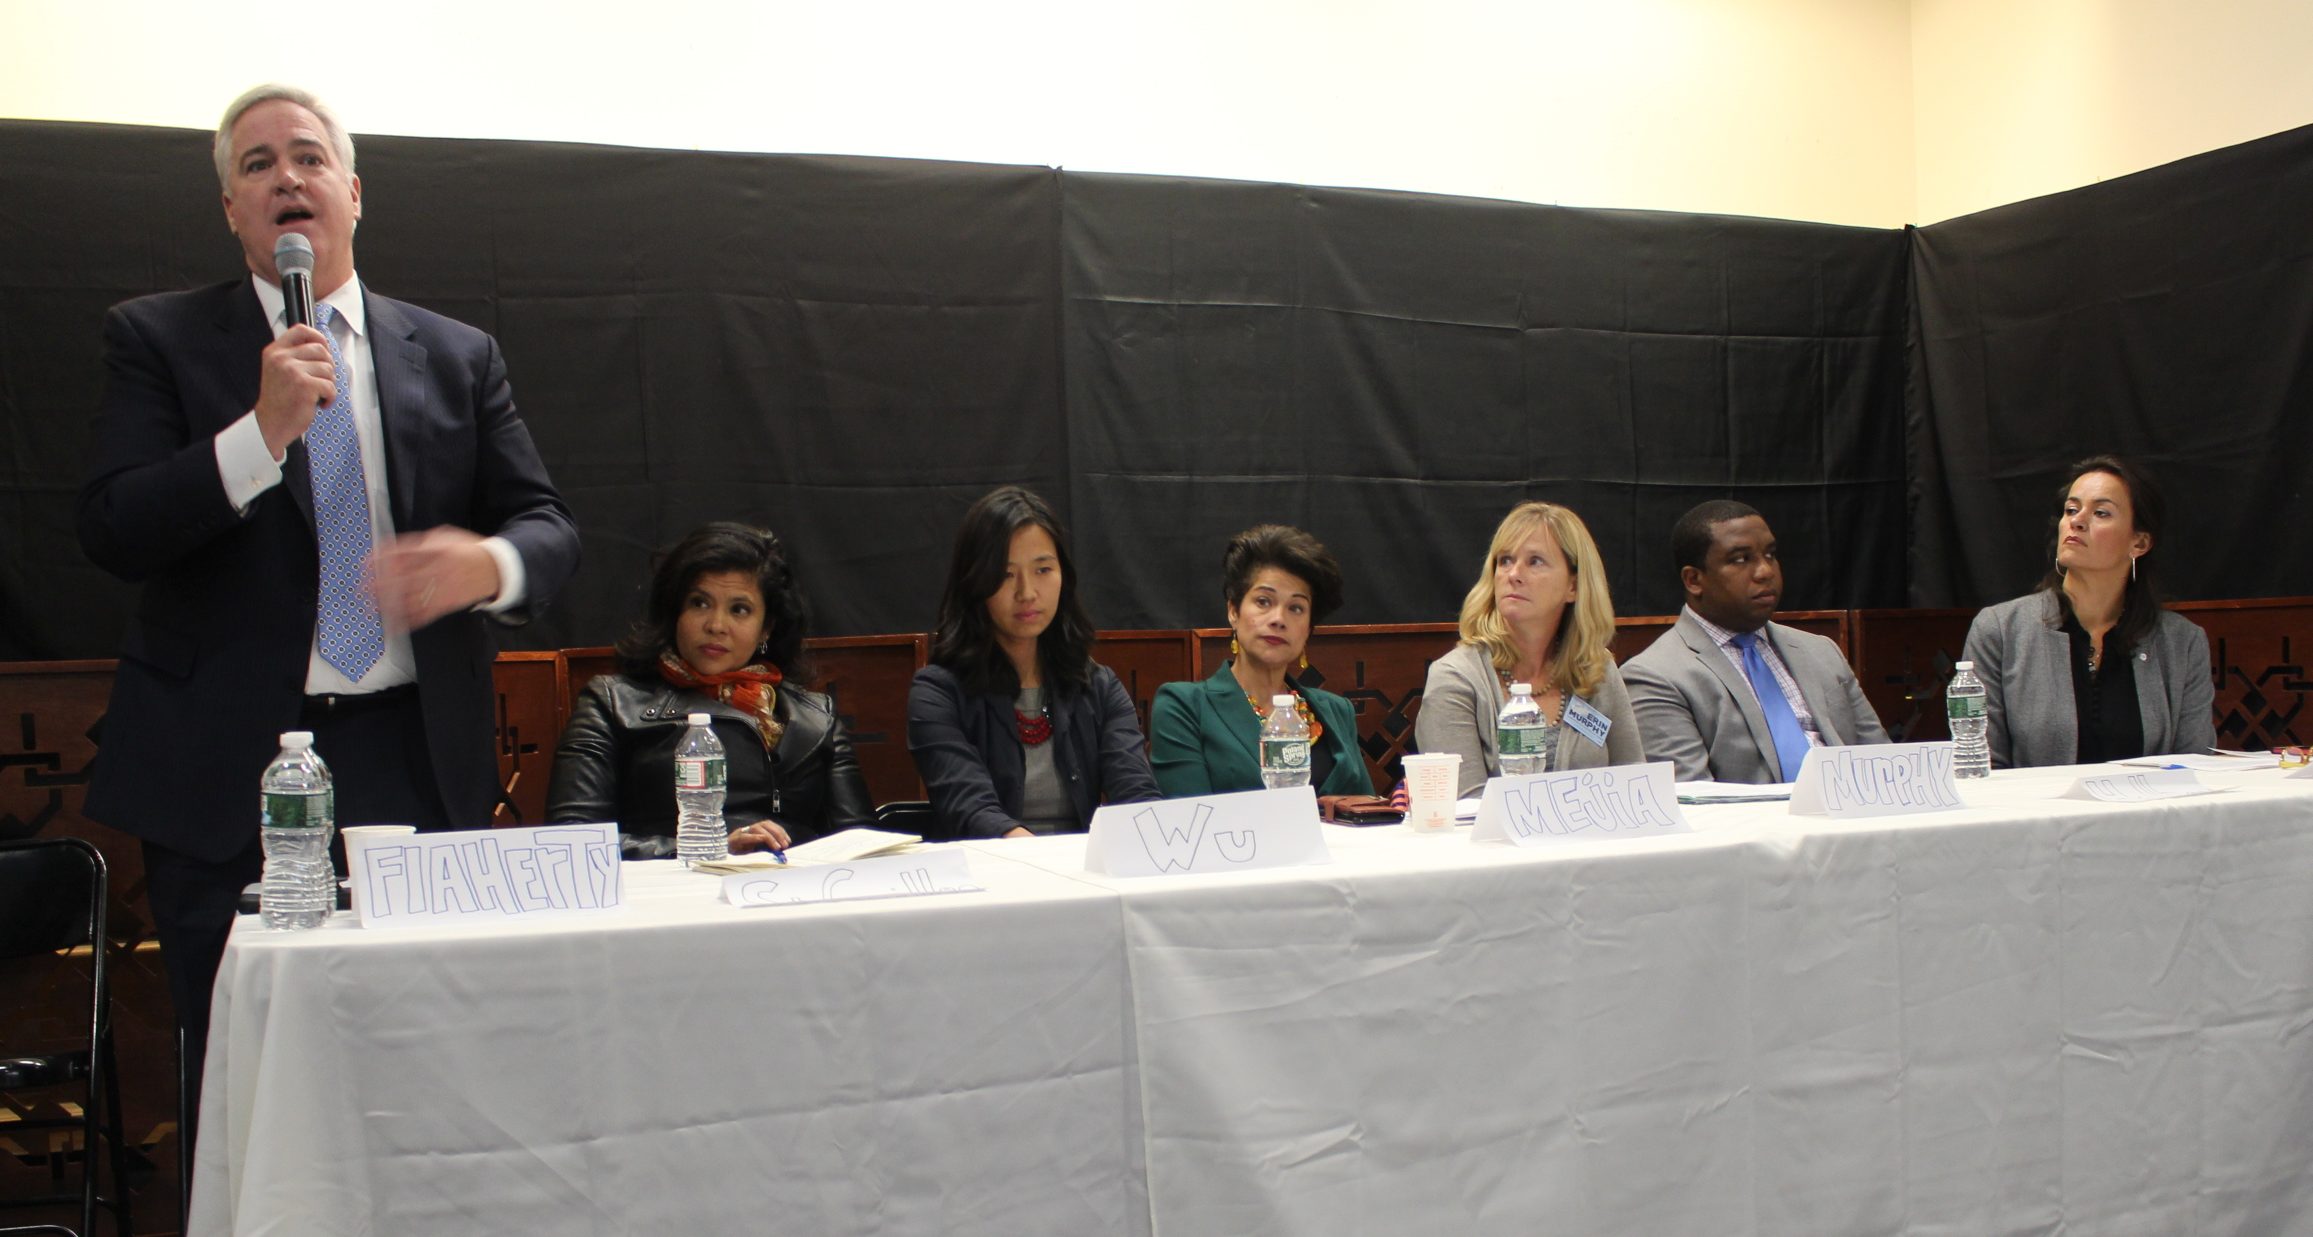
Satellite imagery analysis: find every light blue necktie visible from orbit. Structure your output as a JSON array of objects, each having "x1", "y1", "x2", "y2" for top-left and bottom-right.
[
  {"x1": 308, "y1": 302, "x2": 385, "y2": 681},
  {"x1": 1731, "y1": 631, "x2": 1810, "y2": 781}
]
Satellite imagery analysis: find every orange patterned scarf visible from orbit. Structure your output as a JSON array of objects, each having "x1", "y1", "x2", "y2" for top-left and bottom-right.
[{"x1": 658, "y1": 649, "x2": 785, "y2": 752}]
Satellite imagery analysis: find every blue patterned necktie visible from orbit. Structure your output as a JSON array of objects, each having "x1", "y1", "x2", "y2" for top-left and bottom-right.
[
  {"x1": 308, "y1": 302, "x2": 385, "y2": 680},
  {"x1": 1731, "y1": 631, "x2": 1810, "y2": 781}
]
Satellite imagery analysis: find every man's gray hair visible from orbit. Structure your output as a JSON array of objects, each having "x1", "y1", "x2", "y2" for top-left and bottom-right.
[{"x1": 213, "y1": 84, "x2": 356, "y2": 190}]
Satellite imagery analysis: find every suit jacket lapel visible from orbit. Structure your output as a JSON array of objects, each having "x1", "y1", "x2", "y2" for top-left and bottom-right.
[
  {"x1": 214, "y1": 285, "x2": 316, "y2": 531},
  {"x1": 1766, "y1": 624, "x2": 1839, "y2": 745},
  {"x1": 363, "y1": 292, "x2": 427, "y2": 529},
  {"x1": 1679, "y1": 614, "x2": 1783, "y2": 779},
  {"x1": 1203, "y1": 664, "x2": 1260, "y2": 775}
]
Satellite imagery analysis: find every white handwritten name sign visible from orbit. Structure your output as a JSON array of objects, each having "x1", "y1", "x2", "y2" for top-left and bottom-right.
[
  {"x1": 722, "y1": 848, "x2": 980, "y2": 908},
  {"x1": 350, "y1": 822, "x2": 623, "y2": 928},
  {"x1": 2062, "y1": 767, "x2": 2220, "y2": 803},
  {"x1": 1788, "y1": 743, "x2": 1964, "y2": 819},
  {"x1": 1470, "y1": 762, "x2": 1689, "y2": 847},
  {"x1": 1084, "y1": 785, "x2": 1332, "y2": 877}
]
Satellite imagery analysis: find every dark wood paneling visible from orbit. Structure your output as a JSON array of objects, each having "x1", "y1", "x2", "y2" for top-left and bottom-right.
[
  {"x1": 2175, "y1": 597, "x2": 2312, "y2": 748},
  {"x1": 491, "y1": 651, "x2": 562, "y2": 827},
  {"x1": 1092, "y1": 631, "x2": 1195, "y2": 742},
  {"x1": 1851, "y1": 609, "x2": 1975, "y2": 743},
  {"x1": 806, "y1": 635, "x2": 929, "y2": 806},
  {"x1": 0, "y1": 660, "x2": 181, "y2": 1226}
]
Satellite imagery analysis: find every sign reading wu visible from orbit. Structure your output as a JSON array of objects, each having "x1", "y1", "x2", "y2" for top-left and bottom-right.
[{"x1": 1084, "y1": 785, "x2": 1332, "y2": 877}]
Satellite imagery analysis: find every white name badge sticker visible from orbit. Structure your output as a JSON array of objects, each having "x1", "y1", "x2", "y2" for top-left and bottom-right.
[
  {"x1": 351, "y1": 822, "x2": 623, "y2": 928},
  {"x1": 2062, "y1": 767, "x2": 2221, "y2": 803},
  {"x1": 1560, "y1": 694, "x2": 1613, "y2": 748},
  {"x1": 1084, "y1": 785, "x2": 1332, "y2": 877},
  {"x1": 722, "y1": 848, "x2": 980, "y2": 908},
  {"x1": 1470, "y1": 762, "x2": 1689, "y2": 847},
  {"x1": 1788, "y1": 743, "x2": 1965, "y2": 819}
]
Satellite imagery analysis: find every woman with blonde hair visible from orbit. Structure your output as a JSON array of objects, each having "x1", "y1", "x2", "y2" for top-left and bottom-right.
[{"x1": 1414, "y1": 501, "x2": 1645, "y2": 797}]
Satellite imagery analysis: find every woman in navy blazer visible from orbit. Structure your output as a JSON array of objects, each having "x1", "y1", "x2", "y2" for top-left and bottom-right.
[
  {"x1": 907, "y1": 486, "x2": 1159, "y2": 838},
  {"x1": 1150, "y1": 525, "x2": 1374, "y2": 799}
]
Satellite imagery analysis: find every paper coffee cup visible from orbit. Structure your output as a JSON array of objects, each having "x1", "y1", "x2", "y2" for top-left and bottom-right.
[
  {"x1": 1400, "y1": 753, "x2": 1462, "y2": 833},
  {"x1": 340, "y1": 824, "x2": 418, "y2": 842}
]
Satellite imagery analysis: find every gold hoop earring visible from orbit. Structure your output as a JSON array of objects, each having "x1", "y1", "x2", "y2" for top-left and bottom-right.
[{"x1": 1229, "y1": 637, "x2": 1240, "y2": 659}]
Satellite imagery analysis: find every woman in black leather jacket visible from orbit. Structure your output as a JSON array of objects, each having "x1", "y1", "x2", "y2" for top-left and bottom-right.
[{"x1": 547, "y1": 523, "x2": 873, "y2": 856}]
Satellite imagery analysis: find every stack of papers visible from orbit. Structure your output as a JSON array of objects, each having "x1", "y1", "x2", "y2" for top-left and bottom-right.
[
  {"x1": 694, "y1": 827, "x2": 923, "y2": 873},
  {"x1": 1676, "y1": 782, "x2": 1794, "y2": 804}
]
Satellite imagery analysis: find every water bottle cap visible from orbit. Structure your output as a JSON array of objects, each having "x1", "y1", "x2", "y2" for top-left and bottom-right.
[
  {"x1": 280, "y1": 730, "x2": 314, "y2": 748},
  {"x1": 1953, "y1": 661, "x2": 1974, "y2": 671},
  {"x1": 1272, "y1": 694, "x2": 1297, "y2": 707},
  {"x1": 687, "y1": 712, "x2": 712, "y2": 726},
  {"x1": 1508, "y1": 681, "x2": 1532, "y2": 694}
]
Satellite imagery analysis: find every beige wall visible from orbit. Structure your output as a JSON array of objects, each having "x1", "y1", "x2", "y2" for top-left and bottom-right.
[
  {"x1": 1911, "y1": 0, "x2": 2313, "y2": 223},
  {"x1": 0, "y1": 0, "x2": 1913, "y2": 225},
  {"x1": 1, "y1": 1, "x2": 2306, "y2": 228}
]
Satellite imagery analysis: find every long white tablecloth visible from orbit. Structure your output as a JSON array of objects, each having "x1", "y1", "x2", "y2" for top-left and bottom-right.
[
  {"x1": 194, "y1": 764, "x2": 2313, "y2": 1235},
  {"x1": 191, "y1": 848, "x2": 1148, "y2": 1236}
]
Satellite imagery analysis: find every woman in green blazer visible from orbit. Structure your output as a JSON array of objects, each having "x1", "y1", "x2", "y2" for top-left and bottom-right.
[{"x1": 1151, "y1": 525, "x2": 1376, "y2": 799}]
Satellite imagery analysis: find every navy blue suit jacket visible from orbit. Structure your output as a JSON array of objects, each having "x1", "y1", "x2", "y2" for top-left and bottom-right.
[{"x1": 78, "y1": 277, "x2": 579, "y2": 861}]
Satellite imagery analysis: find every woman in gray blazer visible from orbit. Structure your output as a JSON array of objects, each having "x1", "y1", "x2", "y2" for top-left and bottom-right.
[
  {"x1": 1415, "y1": 501, "x2": 1645, "y2": 797},
  {"x1": 1960, "y1": 455, "x2": 2215, "y2": 768}
]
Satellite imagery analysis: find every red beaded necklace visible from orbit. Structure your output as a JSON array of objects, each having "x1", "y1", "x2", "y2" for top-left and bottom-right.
[{"x1": 1015, "y1": 706, "x2": 1054, "y2": 746}]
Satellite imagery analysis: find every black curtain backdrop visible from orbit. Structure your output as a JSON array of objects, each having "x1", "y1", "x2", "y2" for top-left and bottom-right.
[
  {"x1": 1910, "y1": 124, "x2": 2313, "y2": 606},
  {"x1": 0, "y1": 121, "x2": 1064, "y2": 657},
  {"x1": 1061, "y1": 173, "x2": 1910, "y2": 626},
  {"x1": 11, "y1": 115, "x2": 2301, "y2": 660}
]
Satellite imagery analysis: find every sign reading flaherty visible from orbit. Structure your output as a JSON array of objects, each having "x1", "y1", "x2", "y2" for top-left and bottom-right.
[{"x1": 350, "y1": 822, "x2": 623, "y2": 928}]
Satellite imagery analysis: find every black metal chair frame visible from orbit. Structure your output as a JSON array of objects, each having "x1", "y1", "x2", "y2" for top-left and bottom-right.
[
  {"x1": 0, "y1": 837, "x2": 132, "y2": 1237},
  {"x1": 872, "y1": 799, "x2": 947, "y2": 843}
]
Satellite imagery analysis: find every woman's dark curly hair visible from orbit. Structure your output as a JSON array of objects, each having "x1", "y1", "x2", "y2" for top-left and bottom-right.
[
  {"x1": 928, "y1": 486, "x2": 1096, "y2": 697},
  {"x1": 1221, "y1": 524, "x2": 1345, "y2": 623},
  {"x1": 616, "y1": 522, "x2": 811, "y2": 679}
]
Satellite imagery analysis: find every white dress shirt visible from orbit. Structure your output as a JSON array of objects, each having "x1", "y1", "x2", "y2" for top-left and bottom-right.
[{"x1": 211, "y1": 273, "x2": 524, "y2": 694}]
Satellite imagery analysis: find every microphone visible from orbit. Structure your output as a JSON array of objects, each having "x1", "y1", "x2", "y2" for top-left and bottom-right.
[{"x1": 274, "y1": 233, "x2": 316, "y2": 329}]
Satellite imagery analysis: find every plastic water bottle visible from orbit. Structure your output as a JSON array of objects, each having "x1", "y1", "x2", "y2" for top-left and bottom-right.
[
  {"x1": 1259, "y1": 694, "x2": 1312, "y2": 789},
  {"x1": 259, "y1": 731, "x2": 336, "y2": 930},
  {"x1": 675, "y1": 713, "x2": 730, "y2": 866},
  {"x1": 1947, "y1": 661, "x2": 1991, "y2": 779},
  {"x1": 1497, "y1": 681, "x2": 1554, "y2": 777}
]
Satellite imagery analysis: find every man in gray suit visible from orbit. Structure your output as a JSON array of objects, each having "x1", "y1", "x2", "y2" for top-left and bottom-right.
[{"x1": 1623, "y1": 501, "x2": 1887, "y2": 783}]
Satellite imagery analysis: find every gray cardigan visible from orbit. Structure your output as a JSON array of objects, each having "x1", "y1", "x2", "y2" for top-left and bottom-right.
[
  {"x1": 1414, "y1": 642, "x2": 1646, "y2": 798},
  {"x1": 1959, "y1": 591, "x2": 2216, "y2": 769}
]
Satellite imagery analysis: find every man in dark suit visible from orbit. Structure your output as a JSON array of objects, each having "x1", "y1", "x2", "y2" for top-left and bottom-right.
[
  {"x1": 1622, "y1": 501, "x2": 1885, "y2": 783},
  {"x1": 76, "y1": 84, "x2": 580, "y2": 1080}
]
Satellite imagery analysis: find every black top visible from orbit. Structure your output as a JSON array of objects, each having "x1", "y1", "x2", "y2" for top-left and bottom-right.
[
  {"x1": 2062, "y1": 612, "x2": 2145, "y2": 764},
  {"x1": 906, "y1": 662, "x2": 1162, "y2": 840},
  {"x1": 546, "y1": 673, "x2": 875, "y2": 856}
]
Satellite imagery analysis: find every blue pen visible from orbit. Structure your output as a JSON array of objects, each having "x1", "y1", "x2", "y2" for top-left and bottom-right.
[{"x1": 771, "y1": 847, "x2": 788, "y2": 865}]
